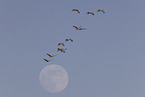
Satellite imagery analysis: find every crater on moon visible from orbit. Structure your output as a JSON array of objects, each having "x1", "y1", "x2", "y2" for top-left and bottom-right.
[{"x1": 39, "y1": 64, "x2": 69, "y2": 93}]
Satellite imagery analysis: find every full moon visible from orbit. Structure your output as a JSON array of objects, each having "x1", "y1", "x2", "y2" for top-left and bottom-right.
[{"x1": 39, "y1": 64, "x2": 69, "y2": 93}]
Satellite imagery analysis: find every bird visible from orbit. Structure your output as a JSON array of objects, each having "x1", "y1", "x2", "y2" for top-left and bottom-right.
[
  {"x1": 65, "y1": 38, "x2": 73, "y2": 42},
  {"x1": 73, "y1": 26, "x2": 86, "y2": 30},
  {"x1": 87, "y1": 12, "x2": 94, "y2": 15},
  {"x1": 57, "y1": 48, "x2": 67, "y2": 53},
  {"x1": 58, "y1": 43, "x2": 65, "y2": 46},
  {"x1": 97, "y1": 9, "x2": 105, "y2": 13},
  {"x1": 46, "y1": 53, "x2": 57, "y2": 57},
  {"x1": 73, "y1": 25, "x2": 79, "y2": 30},
  {"x1": 72, "y1": 9, "x2": 80, "y2": 13},
  {"x1": 43, "y1": 58, "x2": 53, "y2": 62}
]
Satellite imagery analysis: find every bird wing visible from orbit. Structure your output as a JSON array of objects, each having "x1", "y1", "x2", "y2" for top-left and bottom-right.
[
  {"x1": 92, "y1": 12, "x2": 94, "y2": 15},
  {"x1": 65, "y1": 39, "x2": 68, "y2": 41},
  {"x1": 87, "y1": 12, "x2": 94, "y2": 15},
  {"x1": 43, "y1": 58, "x2": 48, "y2": 62},
  {"x1": 46, "y1": 53, "x2": 51, "y2": 57},
  {"x1": 97, "y1": 9, "x2": 100, "y2": 12},
  {"x1": 72, "y1": 9, "x2": 80, "y2": 13},
  {"x1": 101, "y1": 10, "x2": 105, "y2": 13},
  {"x1": 58, "y1": 43, "x2": 64, "y2": 46},
  {"x1": 58, "y1": 43, "x2": 61, "y2": 46},
  {"x1": 76, "y1": 10, "x2": 80, "y2": 13},
  {"x1": 79, "y1": 28, "x2": 86, "y2": 30},
  {"x1": 73, "y1": 26, "x2": 78, "y2": 29},
  {"x1": 62, "y1": 50, "x2": 65, "y2": 53},
  {"x1": 62, "y1": 43, "x2": 65, "y2": 46},
  {"x1": 57, "y1": 48, "x2": 60, "y2": 52},
  {"x1": 72, "y1": 9, "x2": 76, "y2": 11},
  {"x1": 71, "y1": 39, "x2": 73, "y2": 42},
  {"x1": 69, "y1": 39, "x2": 73, "y2": 42},
  {"x1": 97, "y1": 9, "x2": 105, "y2": 13},
  {"x1": 87, "y1": 12, "x2": 90, "y2": 14}
]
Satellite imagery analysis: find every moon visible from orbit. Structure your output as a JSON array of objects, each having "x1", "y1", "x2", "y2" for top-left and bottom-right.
[{"x1": 39, "y1": 64, "x2": 69, "y2": 93}]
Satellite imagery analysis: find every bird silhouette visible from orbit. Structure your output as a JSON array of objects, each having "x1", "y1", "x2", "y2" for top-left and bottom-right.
[
  {"x1": 97, "y1": 9, "x2": 105, "y2": 13},
  {"x1": 43, "y1": 58, "x2": 53, "y2": 62},
  {"x1": 87, "y1": 12, "x2": 94, "y2": 15},
  {"x1": 65, "y1": 38, "x2": 73, "y2": 42},
  {"x1": 57, "y1": 48, "x2": 67, "y2": 53},
  {"x1": 72, "y1": 9, "x2": 80, "y2": 13},
  {"x1": 73, "y1": 26, "x2": 86, "y2": 30},
  {"x1": 46, "y1": 53, "x2": 57, "y2": 57},
  {"x1": 58, "y1": 43, "x2": 65, "y2": 46}
]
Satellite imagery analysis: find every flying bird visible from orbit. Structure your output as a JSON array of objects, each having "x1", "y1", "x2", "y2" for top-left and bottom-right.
[
  {"x1": 46, "y1": 53, "x2": 57, "y2": 57},
  {"x1": 57, "y1": 48, "x2": 67, "y2": 53},
  {"x1": 97, "y1": 9, "x2": 105, "y2": 13},
  {"x1": 87, "y1": 12, "x2": 94, "y2": 15},
  {"x1": 72, "y1": 9, "x2": 80, "y2": 13},
  {"x1": 73, "y1": 26, "x2": 86, "y2": 30},
  {"x1": 58, "y1": 43, "x2": 65, "y2": 46},
  {"x1": 65, "y1": 38, "x2": 73, "y2": 42},
  {"x1": 43, "y1": 58, "x2": 53, "y2": 62}
]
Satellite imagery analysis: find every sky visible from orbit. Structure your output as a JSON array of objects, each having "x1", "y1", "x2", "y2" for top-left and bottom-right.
[{"x1": 0, "y1": 0, "x2": 145, "y2": 97}]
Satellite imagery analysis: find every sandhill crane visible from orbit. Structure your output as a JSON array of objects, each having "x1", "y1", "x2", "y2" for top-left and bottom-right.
[
  {"x1": 73, "y1": 26, "x2": 86, "y2": 30},
  {"x1": 97, "y1": 9, "x2": 105, "y2": 13},
  {"x1": 58, "y1": 43, "x2": 65, "y2": 46},
  {"x1": 46, "y1": 53, "x2": 57, "y2": 57},
  {"x1": 65, "y1": 38, "x2": 73, "y2": 42},
  {"x1": 87, "y1": 12, "x2": 94, "y2": 15},
  {"x1": 57, "y1": 48, "x2": 67, "y2": 53},
  {"x1": 43, "y1": 58, "x2": 53, "y2": 62},
  {"x1": 72, "y1": 9, "x2": 80, "y2": 13}
]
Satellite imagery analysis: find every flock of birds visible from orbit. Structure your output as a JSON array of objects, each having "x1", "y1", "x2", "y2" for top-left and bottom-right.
[
  {"x1": 43, "y1": 8, "x2": 105, "y2": 62},
  {"x1": 72, "y1": 9, "x2": 105, "y2": 15}
]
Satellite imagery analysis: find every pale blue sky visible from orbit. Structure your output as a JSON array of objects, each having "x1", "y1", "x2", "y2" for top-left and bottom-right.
[{"x1": 0, "y1": 0, "x2": 145, "y2": 97}]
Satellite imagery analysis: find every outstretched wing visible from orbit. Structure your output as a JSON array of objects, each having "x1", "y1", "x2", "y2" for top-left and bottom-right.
[
  {"x1": 47, "y1": 53, "x2": 56, "y2": 57},
  {"x1": 73, "y1": 26, "x2": 78, "y2": 29},
  {"x1": 87, "y1": 12, "x2": 94, "y2": 15},
  {"x1": 43, "y1": 58, "x2": 49, "y2": 62},
  {"x1": 76, "y1": 10, "x2": 80, "y2": 13},
  {"x1": 46, "y1": 53, "x2": 51, "y2": 57},
  {"x1": 72, "y1": 9, "x2": 77, "y2": 11},
  {"x1": 62, "y1": 49, "x2": 65, "y2": 53},
  {"x1": 97, "y1": 9, "x2": 105, "y2": 13},
  {"x1": 101, "y1": 10, "x2": 105, "y2": 13},
  {"x1": 91, "y1": 12, "x2": 94, "y2": 15},
  {"x1": 72, "y1": 9, "x2": 80, "y2": 13},
  {"x1": 69, "y1": 39, "x2": 73, "y2": 42},
  {"x1": 62, "y1": 43, "x2": 65, "y2": 46},
  {"x1": 57, "y1": 48, "x2": 60, "y2": 52},
  {"x1": 58, "y1": 43, "x2": 65, "y2": 46},
  {"x1": 58, "y1": 43, "x2": 61, "y2": 46},
  {"x1": 97, "y1": 9, "x2": 101, "y2": 12},
  {"x1": 79, "y1": 28, "x2": 86, "y2": 30},
  {"x1": 65, "y1": 39, "x2": 69, "y2": 41}
]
